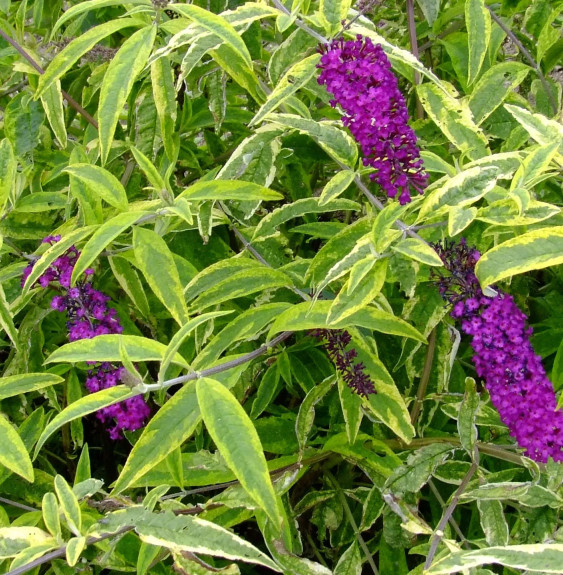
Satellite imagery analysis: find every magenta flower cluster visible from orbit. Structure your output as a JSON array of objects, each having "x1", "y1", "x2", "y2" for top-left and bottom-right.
[
  {"x1": 434, "y1": 240, "x2": 563, "y2": 463},
  {"x1": 313, "y1": 329, "x2": 376, "y2": 397},
  {"x1": 23, "y1": 236, "x2": 150, "y2": 440},
  {"x1": 317, "y1": 35, "x2": 428, "y2": 205}
]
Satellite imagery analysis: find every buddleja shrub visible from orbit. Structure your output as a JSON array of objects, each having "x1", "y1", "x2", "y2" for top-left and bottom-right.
[{"x1": 0, "y1": 0, "x2": 562, "y2": 573}]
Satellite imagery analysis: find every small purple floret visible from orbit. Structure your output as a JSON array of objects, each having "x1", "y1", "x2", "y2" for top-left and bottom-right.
[{"x1": 317, "y1": 35, "x2": 428, "y2": 204}]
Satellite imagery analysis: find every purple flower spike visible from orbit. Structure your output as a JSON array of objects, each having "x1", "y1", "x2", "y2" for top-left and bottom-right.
[
  {"x1": 317, "y1": 35, "x2": 428, "y2": 204},
  {"x1": 313, "y1": 329, "x2": 376, "y2": 397},
  {"x1": 433, "y1": 240, "x2": 563, "y2": 463},
  {"x1": 22, "y1": 236, "x2": 150, "y2": 440}
]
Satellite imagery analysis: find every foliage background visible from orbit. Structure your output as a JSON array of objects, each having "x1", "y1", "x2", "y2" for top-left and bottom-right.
[{"x1": 0, "y1": 0, "x2": 562, "y2": 573}]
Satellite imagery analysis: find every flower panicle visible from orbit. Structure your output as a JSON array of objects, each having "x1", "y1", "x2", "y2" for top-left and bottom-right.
[
  {"x1": 22, "y1": 235, "x2": 150, "y2": 440},
  {"x1": 433, "y1": 239, "x2": 563, "y2": 463},
  {"x1": 317, "y1": 35, "x2": 428, "y2": 205},
  {"x1": 313, "y1": 328, "x2": 376, "y2": 397}
]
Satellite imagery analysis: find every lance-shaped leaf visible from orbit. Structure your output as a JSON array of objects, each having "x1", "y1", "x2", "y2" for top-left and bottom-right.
[
  {"x1": 35, "y1": 387, "x2": 137, "y2": 456},
  {"x1": 249, "y1": 54, "x2": 320, "y2": 126},
  {"x1": 37, "y1": 19, "x2": 142, "y2": 96},
  {"x1": 466, "y1": 0, "x2": 491, "y2": 85},
  {"x1": 133, "y1": 227, "x2": 190, "y2": 325},
  {"x1": 99, "y1": 26, "x2": 156, "y2": 165},
  {"x1": 197, "y1": 378, "x2": 284, "y2": 530},
  {"x1": 475, "y1": 227, "x2": 563, "y2": 287},
  {"x1": 40, "y1": 81, "x2": 67, "y2": 148},
  {"x1": 0, "y1": 415, "x2": 34, "y2": 482},
  {"x1": 0, "y1": 139, "x2": 16, "y2": 213},
  {"x1": 177, "y1": 179, "x2": 283, "y2": 202},
  {"x1": 72, "y1": 211, "x2": 150, "y2": 284},
  {"x1": 417, "y1": 83, "x2": 489, "y2": 160},
  {"x1": 427, "y1": 543, "x2": 563, "y2": 574},
  {"x1": 64, "y1": 164, "x2": 128, "y2": 211},
  {"x1": 0, "y1": 284, "x2": 18, "y2": 350},
  {"x1": 158, "y1": 310, "x2": 233, "y2": 383},
  {"x1": 112, "y1": 382, "x2": 200, "y2": 494},
  {"x1": 45, "y1": 334, "x2": 189, "y2": 367},
  {"x1": 170, "y1": 4, "x2": 253, "y2": 68},
  {"x1": 0, "y1": 373, "x2": 64, "y2": 401}
]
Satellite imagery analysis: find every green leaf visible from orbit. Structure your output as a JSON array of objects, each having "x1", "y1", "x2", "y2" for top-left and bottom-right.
[
  {"x1": 419, "y1": 166, "x2": 500, "y2": 218},
  {"x1": 475, "y1": 227, "x2": 563, "y2": 287},
  {"x1": 46, "y1": 334, "x2": 188, "y2": 366},
  {"x1": 185, "y1": 258, "x2": 261, "y2": 301},
  {"x1": 391, "y1": 238, "x2": 444, "y2": 266},
  {"x1": 504, "y1": 104, "x2": 563, "y2": 156},
  {"x1": 468, "y1": 62, "x2": 529, "y2": 125},
  {"x1": 36, "y1": 19, "x2": 142, "y2": 97},
  {"x1": 4, "y1": 95, "x2": 44, "y2": 156},
  {"x1": 170, "y1": 4, "x2": 253, "y2": 69},
  {"x1": 54, "y1": 475, "x2": 81, "y2": 534},
  {"x1": 334, "y1": 541, "x2": 362, "y2": 575},
  {"x1": 151, "y1": 55, "x2": 178, "y2": 160},
  {"x1": 319, "y1": 170, "x2": 356, "y2": 206},
  {"x1": 41, "y1": 493, "x2": 61, "y2": 539},
  {"x1": 511, "y1": 143, "x2": 559, "y2": 190},
  {"x1": 250, "y1": 54, "x2": 320, "y2": 127},
  {"x1": 0, "y1": 139, "x2": 16, "y2": 213},
  {"x1": 190, "y1": 267, "x2": 293, "y2": 312},
  {"x1": 108, "y1": 256, "x2": 150, "y2": 318},
  {"x1": 327, "y1": 258, "x2": 387, "y2": 324},
  {"x1": 385, "y1": 443, "x2": 454, "y2": 494},
  {"x1": 427, "y1": 543, "x2": 563, "y2": 574},
  {"x1": 416, "y1": 83, "x2": 489, "y2": 160},
  {"x1": 65, "y1": 536, "x2": 86, "y2": 567},
  {"x1": 338, "y1": 376, "x2": 363, "y2": 445},
  {"x1": 0, "y1": 415, "x2": 34, "y2": 482},
  {"x1": 319, "y1": 0, "x2": 352, "y2": 36},
  {"x1": 267, "y1": 113, "x2": 358, "y2": 167},
  {"x1": 458, "y1": 378, "x2": 479, "y2": 454},
  {"x1": 133, "y1": 227, "x2": 190, "y2": 325},
  {"x1": 268, "y1": 300, "x2": 425, "y2": 342},
  {"x1": 22, "y1": 227, "x2": 96, "y2": 293},
  {"x1": 477, "y1": 500, "x2": 509, "y2": 547},
  {"x1": 158, "y1": 311, "x2": 232, "y2": 383},
  {"x1": 253, "y1": 197, "x2": 359, "y2": 242},
  {"x1": 0, "y1": 373, "x2": 64, "y2": 401},
  {"x1": 476, "y1": 199, "x2": 559, "y2": 226},
  {"x1": 296, "y1": 376, "x2": 335, "y2": 452},
  {"x1": 466, "y1": 0, "x2": 491, "y2": 85},
  {"x1": 35, "y1": 387, "x2": 137, "y2": 456},
  {"x1": 194, "y1": 303, "x2": 291, "y2": 369},
  {"x1": 113, "y1": 382, "x2": 200, "y2": 494},
  {"x1": 63, "y1": 164, "x2": 128, "y2": 211},
  {"x1": 448, "y1": 205, "x2": 478, "y2": 236},
  {"x1": 0, "y1": 284, "x2": 18, "y2": 350},
  {"x1": 99, "y1": 25, "x2": 157, "y2": 165},
  {"x1": 130, "y1": 147, "x2": 167, "y2": 192},
  {"x1": 51, "y1": 0, "x2": 152, "y2": 35},
  {"x1": 354, "y1": 341, "x2": 415, "y2": 443},
  {"x1": 14, "y1": 192, "x2": 68, "y2": 213},
  {"x1": 94, "y1": 507, "x2": 281, "y2": 571},
  {"x1": 39, "y1": 81, "x2": 67, "y2": 148},
  {"x1": 0, "y1": 527, "x2": 54, "y2": 559},
  {"x1": 461, "y1": 482, "x2": 563, "y2": 508},
  {"x1": 196, "y1": 378, "x2": 284, "y2": 530},
  {"x1": 72, "y1": 211, "x2": 149, "y2": 284},
  {"x1": 178, "y1": 179, "x2": 283, "y2": 202},
  {"x1": 415, "y1": 0, "x2": 440, "y2": 25}
]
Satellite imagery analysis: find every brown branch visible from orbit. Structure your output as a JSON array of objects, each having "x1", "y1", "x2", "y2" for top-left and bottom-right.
[{"x1": 0, "y1": 27, "x2": 98, "y2": 129}]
